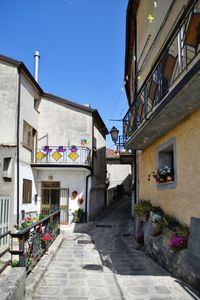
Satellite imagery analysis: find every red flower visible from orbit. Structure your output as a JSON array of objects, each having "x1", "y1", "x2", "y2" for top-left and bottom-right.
[{"x1": 42, "y1": 233, "x2": 52, "y2": 241}]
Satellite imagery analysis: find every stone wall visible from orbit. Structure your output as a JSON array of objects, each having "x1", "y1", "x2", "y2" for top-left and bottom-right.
[
  {"x1": 0, "y1": 268, "x2": 26, "y2": 300},
  {"x1": 143, "y1": 215, "x2": 200, "y2": 291}
]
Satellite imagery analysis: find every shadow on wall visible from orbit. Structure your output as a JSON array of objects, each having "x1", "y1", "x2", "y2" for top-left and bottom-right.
[
  {"x1": 107, "y1": 173, "x2": 132, "y2": 204},
  {"x1": 89, "y1": 146, "x2": 106, "y2": 220}
]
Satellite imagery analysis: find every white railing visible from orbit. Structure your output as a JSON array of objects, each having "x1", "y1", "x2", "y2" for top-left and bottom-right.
[{"x1": 34, "y1": 145, "x2": 91, "y2": 166}]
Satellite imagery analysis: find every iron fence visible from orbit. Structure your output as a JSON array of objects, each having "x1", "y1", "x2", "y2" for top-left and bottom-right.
[
  {"x1": 123, "y1": 0, "x2": 200, "y2": 143},
  {"x1": 0, "y1": 231, "x2": 11, "y2": 274},
  {"x1": 10, "y1": 210, "x2": 60, "y2": 274}
]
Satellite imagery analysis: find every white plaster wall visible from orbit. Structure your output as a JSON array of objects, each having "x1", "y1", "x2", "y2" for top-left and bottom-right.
[
  {"x1": 107, "y1": 164, "x2": 132, "y2": 204},
  {"x1": 14, "y1": 162, "x2": 38, "y2": 222},
  {"x1": 0, "y1": 146, "x2": 16, "y2": 229},
  {"x1": 36, "y1": 168, "x2": 90, "y2": 215},
  {"x1": 19, "y1": 74, "x2": 40, "y2": 163},
  {"x1": 38, "y1": 98, "x2": 92, "y2": 149},
  {"x1": 107, "y1": 164, "x2": 131, "y2": 189},
  {"x1": 0, "y1": 61, "x2": 18, "y2": 145}
]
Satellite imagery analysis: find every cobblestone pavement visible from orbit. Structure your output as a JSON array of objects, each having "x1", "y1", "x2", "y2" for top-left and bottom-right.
[{"x1": 32, "y1": 199, "x2": 200, "y2": 300}]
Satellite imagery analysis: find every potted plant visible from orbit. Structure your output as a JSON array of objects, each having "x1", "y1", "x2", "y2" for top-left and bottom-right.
[
  {"x1": 134, "y1": 200, "x2": 153, "y2": 243},
  {"x1": 72, "y1": 208, "x2": 84, "y2": 223},
  {"x1": 148, "y1": 166, "x2": 174, "y2": 183}
]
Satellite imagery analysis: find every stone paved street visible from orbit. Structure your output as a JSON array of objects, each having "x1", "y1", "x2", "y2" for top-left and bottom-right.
[{"x1": 32, "y1": 199, "x2": 200, "y2": 300}]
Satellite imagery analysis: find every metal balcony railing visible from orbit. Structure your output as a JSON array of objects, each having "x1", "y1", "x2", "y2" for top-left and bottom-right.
[
  {"x1": 33, "y1": 145, "x2": 91, "y2": 166},
  {"x1": 123, "y1": 0, "x2": 200, "y2": 143}
]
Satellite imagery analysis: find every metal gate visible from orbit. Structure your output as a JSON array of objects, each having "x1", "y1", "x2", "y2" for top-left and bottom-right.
[
  {"x1": 0, "y1": 197, "x2": 9, "y2": 246},
  {"x1": 60, "y1": 189, "x2": 69, "y2": 224},
  {"x1": 41, "y1": 182, "x2": 69, "y2": 224}
]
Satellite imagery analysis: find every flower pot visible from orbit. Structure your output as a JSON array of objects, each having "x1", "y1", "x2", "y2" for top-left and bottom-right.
[
  {"x1": 135, "y1": 217, "x2": 145, "y2": 243},
  {"x1": 166, "y1": 176, "x2": 173, "y2": 182}
]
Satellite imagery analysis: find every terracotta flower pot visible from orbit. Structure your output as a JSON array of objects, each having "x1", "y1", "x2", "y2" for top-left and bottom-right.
[{"x1": 166, "y1": 176, "x2": 173, "y2": 182}]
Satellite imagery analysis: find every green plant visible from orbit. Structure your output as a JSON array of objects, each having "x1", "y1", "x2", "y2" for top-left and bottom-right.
[
  {"x1": 174, "y1": 225, "x2": 189, "y2": 238},
  {"x1": 157, "y1": 214, "x2": 180, "y2": 230},
  {"x1": 73, "y1": 208, "x2": 84, "y2": 223},
  {"x1": 11, "y1": 259, "x2": 19, "y2": 267},
  {"x1": 14, "y1": 217, "x2": 33, "y2": 230},
  {"x1": 134, "y1": 200, "x2": 153, "y2": 219},
  {"x1": 26, "y1": 257, "x2": 33, "y2": 269},
  {"x1": 39, "y1": 214, "x2": 47, "y2": 220}
]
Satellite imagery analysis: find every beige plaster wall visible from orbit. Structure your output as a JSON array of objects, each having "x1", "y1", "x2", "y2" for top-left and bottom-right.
[
  {"x1": 137, "y1": 0, "x2": 187, "y2": 89},
  {"x1": 138, "y1": 108, "x2": 200, "y2": 225}
]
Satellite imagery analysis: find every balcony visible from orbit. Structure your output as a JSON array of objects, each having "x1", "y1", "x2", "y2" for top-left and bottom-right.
[
  {"x1": 123, "y1": 0, "x2": 200, "y2": 149},
  {"x1": 31, "y1": 145, "x2": 91, "y2": 167}
]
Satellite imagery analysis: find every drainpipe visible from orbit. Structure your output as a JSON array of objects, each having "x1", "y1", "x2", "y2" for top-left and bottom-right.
[
  {"x1": 16, "y1": 66, "x2": 21, "y2": 225},
  {"x1": 85, "y1": 173, "x2": 92, "y2": 223},
  {"x1": 85, "y1": 116, "x2": 94, "y2": 222},
  {"x1": 133, "y1": 14, "x2": 138, "y2": 205}
]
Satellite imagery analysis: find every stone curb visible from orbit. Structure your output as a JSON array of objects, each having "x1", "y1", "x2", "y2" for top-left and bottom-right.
[{"x1": 24, "y1": 234, "x2": 63, "y2": 300}]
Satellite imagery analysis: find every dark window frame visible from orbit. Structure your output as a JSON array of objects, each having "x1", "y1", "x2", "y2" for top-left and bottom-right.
[{"x1": 22, "y1": 179, "x2": 32, "y2": 203}]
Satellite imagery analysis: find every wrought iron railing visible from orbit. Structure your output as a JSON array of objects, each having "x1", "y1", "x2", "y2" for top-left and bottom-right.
[
  {"x1": 123, "y1": 0, "x2": 200, "y2": 143},
  {"x1": 34, "y1": 145, "x2": 91, "y2": 166},
  {"x1": 0, "y1": 231, "x2": 11, "y2": 274},
  {"x1": 10, "y1": 210, "x2": 60, "y2": 274}
]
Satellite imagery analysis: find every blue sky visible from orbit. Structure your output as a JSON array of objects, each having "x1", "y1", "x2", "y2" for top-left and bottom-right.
[{"x1": 1, "y1": 0, "x2": 128, "y2": 147}]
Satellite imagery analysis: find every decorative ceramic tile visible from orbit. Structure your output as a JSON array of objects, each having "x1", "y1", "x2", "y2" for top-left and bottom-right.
[
  {"x1": 68, "y1": 151, "x2": 79, "y2": 161},
  {"x1": 36, "y1": 151, "x2": 45, "y2": 161},
  {"x1": 52, "y1": 151, "x2": 62, "y2": 161}
]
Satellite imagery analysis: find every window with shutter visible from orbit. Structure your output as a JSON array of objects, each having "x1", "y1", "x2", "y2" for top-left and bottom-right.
[
  {"x1": 22, "y1": 179, "x2": 32, "y2": 203},
  {"x1": 23, "y1": 121, "x2": 36, "y2": 150}
]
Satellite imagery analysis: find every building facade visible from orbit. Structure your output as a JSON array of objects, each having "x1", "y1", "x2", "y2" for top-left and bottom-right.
[
  {"x1": 0, "y1": 54, "x2": 108, "y2": 233},
  {"x1": 123, "y1": 0, "x2": 200, "y2": 225},
  {"x1": 106, "y1": 149, "x2": 132, "y2": 204}
]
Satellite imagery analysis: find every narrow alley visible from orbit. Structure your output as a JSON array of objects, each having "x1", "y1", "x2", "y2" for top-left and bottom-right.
[{"x1": 31, "y1": 199, "x2": 200, "y2": 300}]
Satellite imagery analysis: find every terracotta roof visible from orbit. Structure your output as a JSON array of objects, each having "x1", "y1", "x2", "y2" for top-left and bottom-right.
[{"x1": 106, "y1": 149, "x2": 120, "y2": 159}]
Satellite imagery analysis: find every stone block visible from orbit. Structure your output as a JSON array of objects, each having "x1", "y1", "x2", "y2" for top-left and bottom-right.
[
  {"x1": 187, "y1": 217, "x2": 200, "y2": 258},
  {"x1": 0, "y1": 267, "x2": 26, "y2": 300}
]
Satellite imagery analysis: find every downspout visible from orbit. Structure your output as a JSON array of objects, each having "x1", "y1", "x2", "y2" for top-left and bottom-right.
[
  {"x1": 16, "y1": 66, "x2": 21, "y2": 225},
  {"x1": 133, "y1": 14, "x2": 138, "y2": 205},
  {"x1": 85, "y1": 173, "x2": 92, "y2": 223},
  {"x1": 85, "y1": 115, "x2": 94, "y2": 222}
]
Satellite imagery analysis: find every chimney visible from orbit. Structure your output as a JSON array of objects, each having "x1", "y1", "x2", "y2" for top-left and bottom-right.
[{"x1": 34, "y1": 51, "x2": 40, "y2": 82}]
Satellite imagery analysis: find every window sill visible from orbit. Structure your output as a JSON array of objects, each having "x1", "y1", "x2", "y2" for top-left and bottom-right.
[
  {"x1": 22, "y1": 143, "x2": 33, "y2": 152},
  {"x1": 156, "y1": 180, "x2": 177, "y2": 190},
  {"x1": 34, "y1": 106, "x2": 40, "y2": 113}
]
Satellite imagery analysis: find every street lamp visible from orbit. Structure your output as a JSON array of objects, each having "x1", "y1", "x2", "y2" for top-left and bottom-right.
[{"x1": 110, "y1": 126, "x2": 119, "y2": 144}]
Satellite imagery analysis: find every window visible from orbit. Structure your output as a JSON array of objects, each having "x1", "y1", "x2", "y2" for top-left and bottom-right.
[
  {"x1": 23, "y1": 121, "x2": 36, "y2": 150},
  {"x1": 34, "y1": 98, "x2": 41, "y2": 111},
  {"x1": 93, "y1": 137, "x2": 97, "y2": 153},
  {"x1": 2, "y1": 157, "x2": 12, "y2": 180},
  {"x1": 22, "y1": 179, "x2": 32, "y2": 203},
  {"x1": 156, "y1": 137, "x2": 177, "y2": 190}
]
